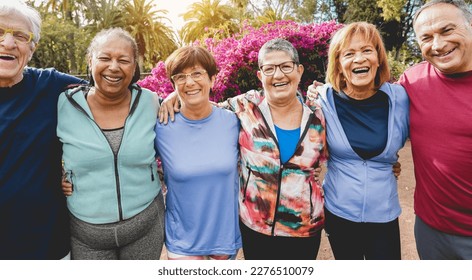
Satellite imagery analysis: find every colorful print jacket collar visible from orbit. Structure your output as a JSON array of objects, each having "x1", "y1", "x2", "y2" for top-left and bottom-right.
[{"x1": 226, "y1": 90, "x2": 328, "y2": 237}]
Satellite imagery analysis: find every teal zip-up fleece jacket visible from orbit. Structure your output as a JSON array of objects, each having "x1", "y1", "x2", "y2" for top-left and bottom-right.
[{"x1": 57, "y1": 85, "x2": 161, "y2": 224}]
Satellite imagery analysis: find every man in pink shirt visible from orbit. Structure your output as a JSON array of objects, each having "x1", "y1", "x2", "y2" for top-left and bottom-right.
[{"x1": 398, "y1": 0, "x2": 472, "y2": 259}]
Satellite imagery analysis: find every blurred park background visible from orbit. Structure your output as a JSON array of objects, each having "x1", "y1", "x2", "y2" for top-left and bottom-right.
[
  {"x1": 29, "y1": 0, "x2": 472, "y2": 93},
  {"x1": 30, "y1": 0, "x2": 455, "y2": 259}
]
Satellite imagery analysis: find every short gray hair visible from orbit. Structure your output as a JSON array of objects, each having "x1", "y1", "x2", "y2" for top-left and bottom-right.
[
  {"x1": 87, "y1": 28, "x2": 138, "y2": 62},
  {"x1": 414, "y1": 0, "x2": 472, "y2": 25},
  {"x1": 0, "y1": 0, "x2": 42, "y2": 45},
  {"x1": 87, "y1": 28, "x2": 141, "y2": 86},
  {"x1": 258, "y1": 38, "x2": 300, "y2": 67}
]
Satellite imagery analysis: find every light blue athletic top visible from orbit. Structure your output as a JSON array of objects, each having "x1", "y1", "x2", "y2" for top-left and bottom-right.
[{"x1": 154, "y1": 106, "x2": 242, "y2": 256}]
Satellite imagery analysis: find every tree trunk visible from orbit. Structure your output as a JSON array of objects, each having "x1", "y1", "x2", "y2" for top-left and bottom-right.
[
  {"x1": 66, "y1": 10, "x2": 77, "y2": 74},
  {"x1": 138, "y1": 54, "x2": 144, "y2": 73}
]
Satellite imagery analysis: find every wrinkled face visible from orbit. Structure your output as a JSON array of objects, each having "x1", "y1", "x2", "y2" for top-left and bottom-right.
[
  {"x1": 0, "y1": 14, "x2": 35, "y2": 87},
  {"x1": 257, "y1": 50, "x2": 303, "y2": 105},
  {"x1": 89, "y1": 35, "x2": 135, "y2": 96},
  {"x1": 339, "y1": 34, "x2": 379, "y2": 95},
  {"x1": 174, "y1": 64, "x2": 214, "y2": 108},
  {"x1": 414, "y1": 3, "x2": 472, "y2": 74}
]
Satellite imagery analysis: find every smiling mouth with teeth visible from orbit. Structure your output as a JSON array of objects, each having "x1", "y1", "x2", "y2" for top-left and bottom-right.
[
  {"x1": 0, "y1": 54, "x2": 15, "y2": 61},
  {"x1": 186, "y1": 90, "x2": 199, "y2": 95},
  {"x1": 438, "y1": 48, "x2": 455, "y2": 57},
  {"x1": 352, "y1": 67, "x2": 369, "y2": 74},
  {"x1": 104, "y1": 76, "x2": 122, "y2": 82},
  {"x1": 273, "y1": 82, "x2": 289, "y2": 87}
]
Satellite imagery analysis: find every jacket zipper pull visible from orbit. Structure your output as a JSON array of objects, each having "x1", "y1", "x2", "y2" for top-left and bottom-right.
[
  {"x1": 150, "y1": 165, "x2": 155, "y2": 181},
  {"x1": 69, "y1": 171, "x2": 73, "y2": 184},
  {"x1": 67, "y1": 171, "x2": 75, "y2": 192}
]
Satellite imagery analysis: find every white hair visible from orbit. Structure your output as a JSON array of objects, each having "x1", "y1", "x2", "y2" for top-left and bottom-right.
[{"x1": 0, "y1": 0, "x2": 42, "y2": 45}]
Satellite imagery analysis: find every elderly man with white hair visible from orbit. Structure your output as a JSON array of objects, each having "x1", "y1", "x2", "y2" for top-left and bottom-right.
[{"x1": 0, "y1": 0, "x2": 84, "y2": 259}]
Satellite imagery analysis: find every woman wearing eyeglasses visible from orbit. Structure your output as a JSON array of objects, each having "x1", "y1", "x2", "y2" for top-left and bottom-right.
[
  {"x1": 154, "y1": 46, "x2": 241, "y2": 260},
  {"x1": 222, "y1": 38, "x2": 328, "y2": 260},
  {"x1": 160, "y1": 39, "x2": 328, "y2": 260}
]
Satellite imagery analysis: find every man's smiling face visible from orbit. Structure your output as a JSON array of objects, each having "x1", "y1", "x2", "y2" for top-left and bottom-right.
[
  {"x1": 414, "y1": 3, "x2": 472, "y2": 74},
  {"x1": 0, "y1": 13, "x2": 35, "y2": 87}
]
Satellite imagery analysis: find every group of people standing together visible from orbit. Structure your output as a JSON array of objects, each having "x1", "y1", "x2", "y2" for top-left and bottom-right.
[{"x1": 1, "y1": 0, "x2": 471, "y2": 260}]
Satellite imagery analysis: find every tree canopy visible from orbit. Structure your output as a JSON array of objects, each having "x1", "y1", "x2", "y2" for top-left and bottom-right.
[
  {"x1": 27, "y1": 0, "x2": 472, "y2": 75},
  {"x1": 28, "y1": 0, "x2": 177, "y2": 73}
]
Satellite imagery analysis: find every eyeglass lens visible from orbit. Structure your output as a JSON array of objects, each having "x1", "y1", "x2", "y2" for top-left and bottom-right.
[
  {"x1": 260, "y1": 62, "x2": 296, "y2": 75},
  {"x1": 0, "y1": 27, "x2": 32, "y2": 43}
]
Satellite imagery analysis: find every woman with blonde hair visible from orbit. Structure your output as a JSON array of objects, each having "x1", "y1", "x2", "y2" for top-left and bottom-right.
[
  {"x1": 314, "y1": 22, "x2": 409, "y2": 259},
  {"x1": 160, "y1": 39, "x2": 328, "y2": 260}
]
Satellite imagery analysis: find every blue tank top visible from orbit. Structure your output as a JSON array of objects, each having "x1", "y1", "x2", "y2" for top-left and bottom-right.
[
  {"x1": 333, "y1": 90, "x2": 389, "y2": 159},
  {"x1": 275, "y1": 125, "x2": 301, "y2": 164}
]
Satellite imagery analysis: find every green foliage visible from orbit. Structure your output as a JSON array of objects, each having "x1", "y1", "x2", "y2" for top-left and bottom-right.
[
  {"x1": 28, "y1": 0, "x2": 176, "y2": 74},
  {"x1": 227, "y1": 0, "x2": 255, "y2": 25},
  {"x1": 30, "y1": 10, "x2": 91, "y2": 74},
  {"x1": 180, "y1": 0, "x2": 237, "y2": 44},
  {"x1": 387, "y1": 52, "x2": 408, "y2": 81},
  {"x1": 331, "y1": 0, "x2": 422, "y2": 66},
  {"x1": 378, "y1": 0, "x2": 407, "y2": 22},
  {"x1": 292, "y1": 0, "x2": 317, "y2": 22},
  {"x1": 139, "y1": 20, "x2": 340, "y2": 101},
  {"x1": 344, "y1": 0, "x2": 382, "y2": 23},
  {"x1": 42, "y1": 0, "x2": 81, "y2": 22},
  {"x1": 254, "y1": 8, "x2": 292, "y2": 26},
  {"x1": 387, "y1": 45, "x2": 422, "y2": 81},
  {"x1": 196, "y1": 21, "x2": 238, "y2": 44},
  {"x1": 123, "y1": 0, "x2": 177, "y2": 71},
  {"x1": 231, "y1": 0, "x2": 318, "y2": 23},
  {"x1": 81, "y1": 0, "x2": 125, "y2": 32},
  {"x1": 27, "y1": 0, "x2": 441, "y2": 77}
]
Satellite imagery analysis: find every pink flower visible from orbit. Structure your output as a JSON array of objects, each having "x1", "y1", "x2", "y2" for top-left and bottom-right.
[{"x1": 139, "y1": 20, "x2": 341, "y2": 101}]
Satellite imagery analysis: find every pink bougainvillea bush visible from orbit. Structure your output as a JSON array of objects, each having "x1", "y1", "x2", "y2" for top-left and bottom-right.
[
  {"x1": 138, "y1": 61, "x2": 173, "y2": 99},
  {"x1": 138, "y1": 20, "x2": 341, "y2": 102}
]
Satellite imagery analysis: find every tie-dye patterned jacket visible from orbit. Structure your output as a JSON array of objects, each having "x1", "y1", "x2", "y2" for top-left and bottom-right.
[{"x1": 224, "y1": 90, "x2": 328, "y2": 237}]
